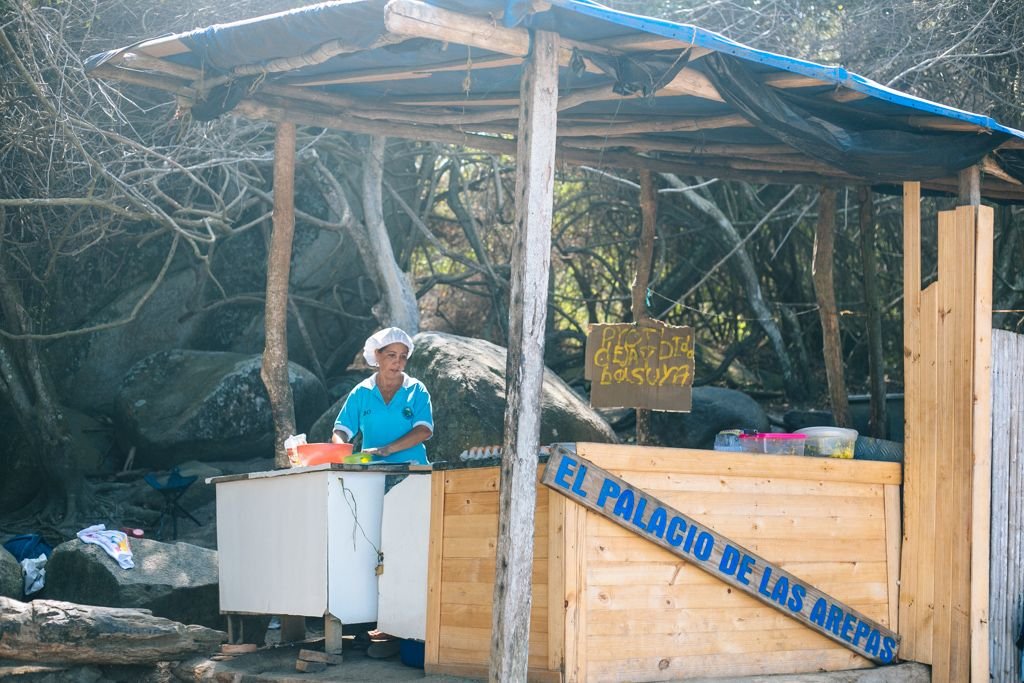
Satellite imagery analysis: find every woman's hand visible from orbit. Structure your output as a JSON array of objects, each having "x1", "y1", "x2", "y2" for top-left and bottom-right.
[{"x1": 330, "y1": 430, "x2": 346, "y2": 445}]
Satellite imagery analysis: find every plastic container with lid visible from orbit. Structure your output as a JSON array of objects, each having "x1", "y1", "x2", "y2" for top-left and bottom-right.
[
  {"x1": 795, "y1": 426, "x2": 858, "y2": 458},
  {"x1": 759, "y1": 432, "x2": 806, "y2": 456},
  {"x1": 738, "y1": 433, "x2": 763, "y2": 453},
  {"x1": 713, "y1": 430, "x2": 744, "y2": 452}
]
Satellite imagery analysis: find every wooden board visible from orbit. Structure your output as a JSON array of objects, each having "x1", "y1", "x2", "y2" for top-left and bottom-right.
[
  {"x1": 576, "y1": 443, "x2": 901, "y2": 485},
  {"x1": 425, "y1": 472, "x2": 445, "y2": 666},
  {"x1": 433, "y1": 447, "x2": 901, "y2": 681},
  {"x1": 989, "y1": 330, "x2": 1024, "y2": 680},
  {"x1": 898, "y1": 204, "x2": 991, "y2": 681},
  {"x1": 969, "y1": 206, "x2": 994, "y2": 682},
  {"x1": 583, "y1": 323, "x2": 694, "y2": 411},
  {"x1": 898, "y1": 182, "x2": 922, "y2": 658},
  {"x1": 543, "y1": 449, "x2": 900, "y2": 664},
  {"x1": 429, "y1": 466, "x2": 563, "y2": 678}
]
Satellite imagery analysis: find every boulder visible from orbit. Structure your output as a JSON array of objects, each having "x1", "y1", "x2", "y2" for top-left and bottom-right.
[
  {"x1": 310, "y1": 332, "x2": 617, "y2": 461},
  {"x1": 0, "y1": 597, "x2": 225, "y2": 665},
  {"x1": 51, "y1": 269, "x2": 206, "y2": 413},
  {"x1": 114, "y1": 350, "x2": 328, "y2": 467},
  {"x1": 0, "y1": 546, "x2": 22, "y2": 599},
  {"x1": 45, "y1": 537, "x2": 220, "y2": 629},
  {"x1": 650, "y1": 386, "x2": 769, "y2": 450}
]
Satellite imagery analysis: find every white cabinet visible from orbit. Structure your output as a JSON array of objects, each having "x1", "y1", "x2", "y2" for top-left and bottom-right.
[
  {"x1": 377, "y1": 474, "x2": 432, "y2": 639},
  {"x1": 213, "y1": 466, "x2": 387, "y2": 623}
]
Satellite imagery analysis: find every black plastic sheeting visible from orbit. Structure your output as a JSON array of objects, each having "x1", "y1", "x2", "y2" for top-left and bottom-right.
[{"x1": 701, "y1": 52, "x2": 1011, "y2": 183}]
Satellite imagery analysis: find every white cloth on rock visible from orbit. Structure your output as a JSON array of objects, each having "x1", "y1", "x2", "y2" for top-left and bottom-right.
[{"x1": 76, "y1": 523, "x2": 134, "y2": 569}]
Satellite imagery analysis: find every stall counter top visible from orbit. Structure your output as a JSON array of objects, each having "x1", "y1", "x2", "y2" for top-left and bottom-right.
[{"x1": 205, "y1": 461, "x2": 432, "y2": 485}]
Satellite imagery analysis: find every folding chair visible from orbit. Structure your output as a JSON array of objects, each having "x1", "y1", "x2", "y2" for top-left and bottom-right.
[{"x1": 144, "y1": 467, "x2": 202, "y2": 540}]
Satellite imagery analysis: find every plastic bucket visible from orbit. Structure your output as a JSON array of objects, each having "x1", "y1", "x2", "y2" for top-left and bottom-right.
[
  {"x1": 294, "y1": 442, "x2": 353, "y2": 466},
  {"x1": 399, "y1": 639, "x2": 425, "y2": 668}
]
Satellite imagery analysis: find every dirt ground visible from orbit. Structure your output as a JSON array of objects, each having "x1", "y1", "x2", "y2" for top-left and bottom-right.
[{"x1": 1, "y1": 633, "x2": 929, "y2": 683}]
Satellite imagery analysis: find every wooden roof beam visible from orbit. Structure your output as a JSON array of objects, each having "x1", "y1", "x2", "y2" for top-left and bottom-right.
[
  {"x1": 286, "y1": 55, "x2": 522, "y2": 87},
  {"x1": 384, "y1": 0, "x2": 723, "y2": 102},
  {"x1": 907, "y1": 116, "x2": 989, "y2": 133}
]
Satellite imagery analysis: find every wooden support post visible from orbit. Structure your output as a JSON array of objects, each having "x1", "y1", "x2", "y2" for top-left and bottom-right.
[
  {"x1": 858, "y1": 186, "x2": 887, "y2": 438},
  {"x1": 279, "y1": 615, "x2": 306, "y2": 644},
  {"x1": 812, "y1": 187, "x2": 851, "y2": 427},
  {"x1": 261, "y1": 122, "x2": 298, "y2": 469},
  {"x1": 970, "y1": 205, "x2": 994, "y2": 682},
  {"x1": 989, "y1": 330, "x2": 1024, "y2": 680},
  {"x1": 490, "y1": 29, "x2": 559, "y2": 683},
  {"x1": 899, "y1": 181, "x2": 923, "y2": 659},
  {"x1": 324, "y1": 613, "x2": 344, "y2": 656},
  {"x1": 633, "y1": 171, "x2": 657, "y2": 445},
  {"x1": 959, "y1": 165, "x2": 981, "y2": 207}
]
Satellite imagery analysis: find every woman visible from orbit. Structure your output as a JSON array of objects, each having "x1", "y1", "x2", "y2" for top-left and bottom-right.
[{"x1": 330, "y1": 327, "x2": 434, "y2": 465}]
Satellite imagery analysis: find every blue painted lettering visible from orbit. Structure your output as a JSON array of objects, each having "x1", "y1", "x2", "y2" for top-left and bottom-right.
[
  {"x1": 570, "y1": 464, "x2": 588, "y2": 498},
  {"x1": 693, "y1": 531, "x2": 714, "y2": 561},
  {"x1": 880, "y1": 636, "x2": 896, "y2": 663},
  {"x1": 758, "y1": 566, "x2": 773, "y2": 597},
  {"x1": 865, "y1": 629, "x2": 881, "y2": 656},
  {"x1": 787, "y1": 583, "x2": 805, "y2": 612},
  {"x1": 840, "y1": 613, "x2": 857, "y2": 643},
  {"x1": 682, "y1": 525, "x2": 698, "y2": 553},
  {"x1": 737, "y1": 554, "x2": 756, "y2": 586},
  {"x1": 770, "y1": 576, "x2": 789, "y2": 606},
  {"x1": 809, "y1": 597, "x2": 828, "y2": 627},
  {"x1": 824, "y1": 605, "x2": 843, "y2": 635},
  {"x1": 596, "y1": 479, "x2": 621, "y2": 508},
  {"x1": 553, "y1": 456, "x2": 576, "y2": 489},
  {"x1": 646, "y1": 507, "x2": 667, "y2": 539},
  {"x1": 852, "y1": 621, "x2": 871, "y2": 648},
  {"x1": 631, "y1": 497, "x2": 648, "y2": 528},
  {"x1": 613, "y1": 489, "x2": 635, "y2": 520},
  {"x1": 666, "y1": 516, "x2": 686, "y2": 546},
  {"x1": 719, "y1": 545, "x2": 740, "y2": 575}
]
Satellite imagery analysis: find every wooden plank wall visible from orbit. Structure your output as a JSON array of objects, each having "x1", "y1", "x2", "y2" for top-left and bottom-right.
[
  {"x1": 425, "y1": 467, "x2": 563, "y2": 682},
  {"x1": 898, "y1": 194, "x2": 995, "y2": 681},
  {"x1": 989, "y1": 330, "x2": 1024, "y2": 680},
  {"x1": 573, "y1": 443, "x2": 901, "y2": 682}
]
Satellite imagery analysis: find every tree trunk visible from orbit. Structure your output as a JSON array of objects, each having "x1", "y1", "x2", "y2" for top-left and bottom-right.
[
  {"x1": 0, "y1": 208, "x2": 81, "y2": 524},
  {"x1": 858, "y1": 187, "x2": 886, "y2": 438},
  {"x1": 447, "y1": 161, "x2": 507, "y2": 339},
  {"x1": 262, "y1": 122, "x2": 298, "y2": 469},
  {"x1": 632, "y1": 171, "x2": 657, "y2": 445},
  {"x1": 0, "y1": 597, "x2": 225, "y2": 664},
  {"x1": 812, "y1": 188, "x2": 851, "y2": 427},
  {"x1": 661, "y1": 173, "x2": 804, "y2": 401},
  {"x1": 362, "y1": 135, "x2": 420, "y2": 333},
  {"x1": 490, "y1": 29, "x2": 558, "y2": 683}
]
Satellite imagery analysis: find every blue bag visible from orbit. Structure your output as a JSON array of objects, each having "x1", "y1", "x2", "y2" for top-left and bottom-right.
[{"x1": 3, "y1": 533, "x2": 54, "y2": 562}]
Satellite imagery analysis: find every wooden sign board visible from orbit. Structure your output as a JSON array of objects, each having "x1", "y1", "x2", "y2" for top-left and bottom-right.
[
  {"x1": 583, "y1": 323, "x2": 694, "y2": 411},
  {"x1": 541, "y1": 448, "x2": 900, "y2": 665}
]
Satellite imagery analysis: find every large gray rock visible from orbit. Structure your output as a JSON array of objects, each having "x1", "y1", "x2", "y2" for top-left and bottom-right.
[
  {"x1": 650, "y1": 386, "x2": 769, "y2": 450},
  {"x1": 310, "y1": 332, "x2": 617, "y2": 461},
  {"x1": 52, "y1": 269, "x2": 206, "y2": 413},
  {"x1": 114, "y1": 350, "x2": 327, "y2": 467},
  {"x1": 0, "y1": 546, "x2": 22, "y2": 599},
  {"x1": 45, "y1": 537, "x2": 220, "y2": 629}
]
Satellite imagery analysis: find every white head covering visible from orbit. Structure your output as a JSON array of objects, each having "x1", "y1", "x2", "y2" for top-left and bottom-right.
[{"x1": 362, "y1": 327, "x2": 415, "y2": 367}]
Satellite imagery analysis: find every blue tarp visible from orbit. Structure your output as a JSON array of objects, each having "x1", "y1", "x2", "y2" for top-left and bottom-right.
[{"x1": 86, "y1": 0, "x2": 1024, "y2": 192}]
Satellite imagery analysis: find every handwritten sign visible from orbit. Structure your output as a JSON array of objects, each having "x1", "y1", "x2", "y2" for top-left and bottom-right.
[
  {"x1": 583, "y1": 323, "x2": 694, "y2": 411},
  {"x1": 541, "y1": 449, "x2": 900, "y2": 664}
]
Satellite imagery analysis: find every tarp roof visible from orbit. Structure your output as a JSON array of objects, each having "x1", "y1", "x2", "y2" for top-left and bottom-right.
[{"x1": 86, "y1": 0, "x2": 1024, "y2": 200}]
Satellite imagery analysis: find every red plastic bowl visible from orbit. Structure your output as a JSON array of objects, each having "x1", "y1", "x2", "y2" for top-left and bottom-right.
[{"x1": 295, "y1": 442, "x2": 353, "y2": 466}]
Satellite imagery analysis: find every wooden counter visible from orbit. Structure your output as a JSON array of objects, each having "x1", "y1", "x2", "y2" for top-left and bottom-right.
[{"x1": 425, "y1": 442, "x2": 902, "y2": 682}]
